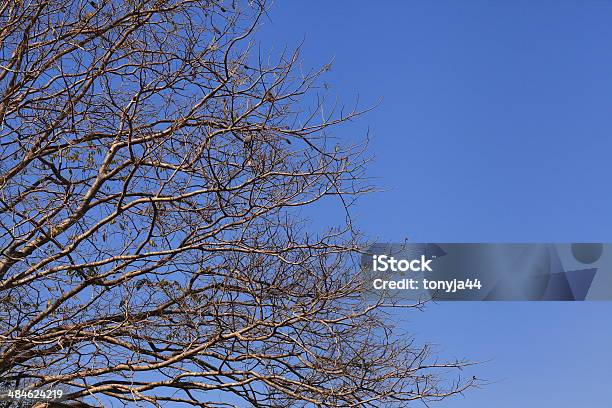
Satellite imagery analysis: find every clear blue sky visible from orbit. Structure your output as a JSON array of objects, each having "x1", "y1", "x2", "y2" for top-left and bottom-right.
[{"x1": 258, "y1": 1, "x2": 612, "y2": 406}]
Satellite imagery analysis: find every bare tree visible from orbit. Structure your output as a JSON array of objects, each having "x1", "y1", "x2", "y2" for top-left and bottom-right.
[{"x1": 0, "y1": 1, "x2": 477, "y2": 406}]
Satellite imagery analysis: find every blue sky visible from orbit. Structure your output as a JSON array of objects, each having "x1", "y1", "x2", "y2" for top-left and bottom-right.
[{"x1": 258, "y1": 1, "x2": 612, "y2": 406}]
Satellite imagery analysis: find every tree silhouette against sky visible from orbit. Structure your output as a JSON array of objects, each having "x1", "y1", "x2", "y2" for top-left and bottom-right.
[{"x1": 0, "y1": 1, "x2": 476, "y2": 406}]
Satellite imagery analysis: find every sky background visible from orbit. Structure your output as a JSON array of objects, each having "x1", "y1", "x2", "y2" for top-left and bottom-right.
[{"x1": 257, "y1": 1, "x2": 612, "y2": 406}]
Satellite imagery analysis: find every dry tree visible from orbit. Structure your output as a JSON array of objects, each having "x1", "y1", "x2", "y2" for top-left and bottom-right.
[{"x1": 0, "y1": 1, "x2": 477, "y2": 406}]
